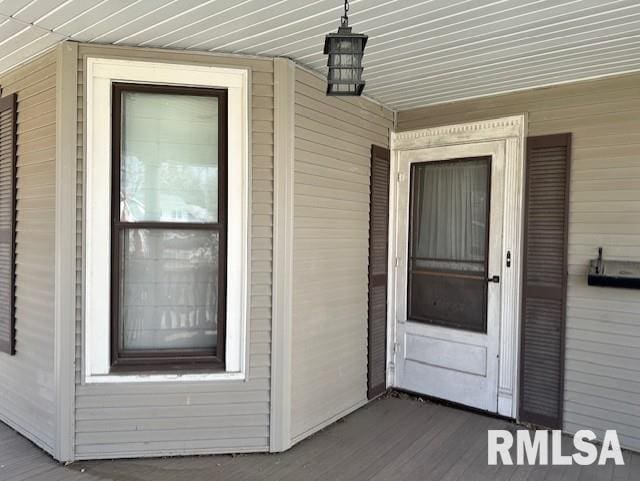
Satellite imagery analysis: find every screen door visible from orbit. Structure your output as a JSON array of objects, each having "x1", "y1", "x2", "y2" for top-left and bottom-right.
[
  {"x1": 408, "y1": 157, "x2": 490, "y2": 332},
  {"x1": 394, "y1": 143, "x2": 505, "y2": 413}
]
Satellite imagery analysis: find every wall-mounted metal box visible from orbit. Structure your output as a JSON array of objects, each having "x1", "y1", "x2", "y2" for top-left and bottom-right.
[{"x1": 588, "y1": 248, "x2": 640, "y2": 289}]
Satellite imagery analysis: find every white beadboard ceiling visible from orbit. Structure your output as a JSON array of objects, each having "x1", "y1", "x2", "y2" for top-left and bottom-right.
[{"x1": 1, "y1": 0, "x2": 639, "y2": 110}]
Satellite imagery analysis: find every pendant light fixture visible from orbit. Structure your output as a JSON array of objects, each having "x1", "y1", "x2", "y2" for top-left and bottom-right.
[{"x1": 323, "y1": 0, "x2": 368, "y2": 96}]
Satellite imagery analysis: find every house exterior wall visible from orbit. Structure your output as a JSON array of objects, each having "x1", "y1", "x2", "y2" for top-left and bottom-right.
[
  {"x1": 0, "y1": 50, "x2": 57, "y2": 454},
  {"x1": 396, "y1": 72, "x2": 640, "y2": 451},
  {"x1": 290, "y1": 67, "x2": 393, "y2": 442},
  {"x1": 73, "y1": 45, "x2": 273, "y2": 459}
]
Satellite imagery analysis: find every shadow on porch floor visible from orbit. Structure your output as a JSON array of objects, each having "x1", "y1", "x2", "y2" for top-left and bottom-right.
[{"x1": 0, "y1": 394, "x2": 637, "y2": 481}]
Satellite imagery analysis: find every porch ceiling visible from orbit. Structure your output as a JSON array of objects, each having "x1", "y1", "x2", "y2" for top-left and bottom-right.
[{"x1": 0, "y1": 0, "x2": 639, "y2": 110}]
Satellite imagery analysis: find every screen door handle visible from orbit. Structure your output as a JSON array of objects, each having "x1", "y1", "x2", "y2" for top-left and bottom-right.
[{"x1": 488, "y1": 275, "x2": 500, "y2": 283}]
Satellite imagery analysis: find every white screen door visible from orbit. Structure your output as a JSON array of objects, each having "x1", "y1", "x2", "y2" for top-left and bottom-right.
[{"x1": 394, "y1": 141, "x2": 505, "y2": 413}]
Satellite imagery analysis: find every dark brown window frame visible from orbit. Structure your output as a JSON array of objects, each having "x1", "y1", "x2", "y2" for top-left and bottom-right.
[
  {"x1": 110, "y1": 82, "x2": 228, "y2": 372},
  {"x1": 406, "y1": 156, "x2": 492, "y2": 333},
  {"x1": 0, "y1": 93, "x2": 17, "y2": 356}
]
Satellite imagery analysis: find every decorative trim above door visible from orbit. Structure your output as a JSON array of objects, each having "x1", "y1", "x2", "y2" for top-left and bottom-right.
[
  {"x1": 392, "y1": 116, "x2": 526, "y2": 151},
  {"x1": 390, "y1": 115, "x2": 527, "y2": 418}
]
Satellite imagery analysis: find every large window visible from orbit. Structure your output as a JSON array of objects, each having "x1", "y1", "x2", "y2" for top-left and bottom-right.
[{"x1": 110, "y1": 83, "x2": 228, "y2": 371}]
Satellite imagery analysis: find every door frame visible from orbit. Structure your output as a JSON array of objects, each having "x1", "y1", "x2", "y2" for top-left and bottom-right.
[{"x1": 387, "y1": 115, "x2": 527, "y2": 418}]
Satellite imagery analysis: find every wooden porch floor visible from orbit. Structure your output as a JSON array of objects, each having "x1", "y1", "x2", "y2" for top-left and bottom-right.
[{"x1": 1, "y1": 394, "x2": 637, "y2": 481}]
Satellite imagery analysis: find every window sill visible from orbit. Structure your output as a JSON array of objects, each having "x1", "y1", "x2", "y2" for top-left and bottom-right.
[
  {"x1": 109, "y1": 357, "x2": 225, "y2": 374},
  {"x1": 84, "y1": 371, "x2": 245, "y2": 384}
]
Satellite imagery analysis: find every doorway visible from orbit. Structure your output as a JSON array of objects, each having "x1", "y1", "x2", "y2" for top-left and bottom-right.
[{"x1": 390, "y1": 117, "x2": 526, "y2": 417}]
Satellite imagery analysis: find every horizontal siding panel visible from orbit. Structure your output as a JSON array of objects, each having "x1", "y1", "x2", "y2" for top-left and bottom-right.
[
  {"x1": 570, "y1": 200, "x2": 640, "y2": 213},
  {"x1": 566, "y1": 327, "x2": 640, "y2": 349},
  {"x1": 76, "y1": 402, "x2": 270, "y2": 421},
  {"x1": 76, "y1": 414, "x2": 270, "y2": 433},
  {"x1": 296, "y1": 138, "x2": 370, "y2": 167},
  {"x1": 75, "y1": 437, "x2": 270, "y2": 459},
  {"x1": 294, "y1": 94, "x2": 389, "y2": 139},
  {"x1": 567, "y1": 306, "x2": 640, "y2": 325},
  {"x1": 16, "y1": 136, "x2": 56, "y2": 156},
  {"x1": 295, "y1": 184, "x2": 369, "y2": 203},
  {"x1": 291, "y1": 65, "x2": 391, "y2": 441},
  {"x1": 16, "y1": 102, "x2": 55, "y2": 127},
  {"x1": 295, "y1": 159, "x2": 369, "y2": 183},
  {"x1": 74, "y1": 46, "x2": 273, "y2": 458},
  {"x1": 563, "y1": 369, "x2": 640, "y2": 395},
  {"x1": 565, "y1": 390, "x2": 640, "y2": 416},
  {"x1": 294, "y1": 217, "x2": 369, "y2": 231},
  {"x1": 295, "y1": 102, "x2": 389, "y2": 141},
  {"x1": 295, "y1": 126, "x2": 371, "y2": 158},
  {"x1": 18, "y1": 108, "x2": 56, "y2": 132},
  {"x1": 15, "y1": 87, "x2": 55, "y2": 113},
  {"x1": 566, "y1": 344, "x2": 640, "y2": 370},
  {"x1": 295, "y1": 172, "x2": 370, "y2": 192},
  {"x1": 76, "y1": 426, "x2": 270, "y2": 445},
  {"x1": 294, "y1": 194, "x2": 368, "y2": 212},
  {"x1": 566, "y1": 293, "x2": 640, "y2": 314},
  {"x1": 565, "y1": 359, "x2": 640, "y2": 384},
  {"x1": 0, "y1": 49, "x2": 56, "y2": 455}
]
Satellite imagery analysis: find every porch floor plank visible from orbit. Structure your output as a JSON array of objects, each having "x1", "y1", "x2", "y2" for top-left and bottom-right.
[{"x1": 0, "y1": 395, "x2": 636, "y2": 481}]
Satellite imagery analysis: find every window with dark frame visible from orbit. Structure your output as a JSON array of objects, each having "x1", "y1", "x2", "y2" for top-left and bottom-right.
[{"x1": 110, "y1": 83, "x2": 228, "y2": 372}]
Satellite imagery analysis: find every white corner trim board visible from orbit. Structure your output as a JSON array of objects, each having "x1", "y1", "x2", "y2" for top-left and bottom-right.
[
  {"x1": 83, "y1": 57, "x2": 250, "y2": 384},
  {"x1": 270, "y1": 58, "x2": 295, "y2": 452},
  {"x1": 54, "y1": 41, "x2": 78, "y2": 462}
]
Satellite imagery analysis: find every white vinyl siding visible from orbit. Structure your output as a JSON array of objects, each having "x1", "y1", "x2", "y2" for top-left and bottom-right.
[
  {"x1": 397, "y1": 72, "x2": 640, "y2": 451},
  {"x1": 74, "y1": 45, "x2": 273, "y2": 459},
  {"x1": 290, "y1": 67, "x2": 392, "y2": 442},
  {"x1": 0, "y1": 50, "x2": 57, "y2": 454}
]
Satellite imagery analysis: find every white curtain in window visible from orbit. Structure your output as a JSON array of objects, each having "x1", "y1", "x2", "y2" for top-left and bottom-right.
[
  {"x1": 121, "y1": 229, "x2": 219, "y2": 351},
  {"x1": 412, "y1": 159, "x2": 489, "y2": 272}
]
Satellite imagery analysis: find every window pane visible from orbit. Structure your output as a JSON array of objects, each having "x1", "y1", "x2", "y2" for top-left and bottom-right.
[
  {"x1": 120, "y1": 91, "x2": 219, "y2": 223},
  {"x1": 119, "y1": 229, "x2": 220, "y2": 351},
  {"x1": 408, "y1": 157, "x2": 490, "y2": 332}
]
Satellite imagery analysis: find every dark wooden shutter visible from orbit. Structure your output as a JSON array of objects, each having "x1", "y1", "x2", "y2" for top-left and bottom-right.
[
  {"x1": 519, "y1": 133, "x2": 571, "y2": 428},
  {"x1": 0, "y1": 93, "x2": 17, "y2": 355},
  {"x1": 368, "y1": 145, "x2": 390, "y2": 399}
]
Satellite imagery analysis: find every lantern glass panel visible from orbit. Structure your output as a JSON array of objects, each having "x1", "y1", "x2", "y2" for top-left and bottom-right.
[
  {"x1": 338, "y1": 39, "x2": 351, "y2": 52},
  {"x1": 353, "y1": 54, "x2": 362, "y2": 69}
]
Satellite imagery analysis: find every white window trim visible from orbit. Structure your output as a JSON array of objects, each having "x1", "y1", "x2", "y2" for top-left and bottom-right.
[{"x1": 84, "y1": 57, "x2": 250, "y2": 383}]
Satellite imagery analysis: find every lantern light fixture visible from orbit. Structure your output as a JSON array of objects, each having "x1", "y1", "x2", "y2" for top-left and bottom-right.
[{"x1": 323, "y1": 0, "x2": 368, "y2": 96}]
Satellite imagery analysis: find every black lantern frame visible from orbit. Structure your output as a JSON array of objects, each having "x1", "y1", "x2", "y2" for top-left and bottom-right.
[{"x1": 323, "y1": 1, "x2": 368, "y2": 96}]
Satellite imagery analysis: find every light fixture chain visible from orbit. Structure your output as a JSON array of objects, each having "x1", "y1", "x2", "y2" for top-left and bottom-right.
[{"x1": 341, "y1": 0, "x2": 349, "y2": 27}]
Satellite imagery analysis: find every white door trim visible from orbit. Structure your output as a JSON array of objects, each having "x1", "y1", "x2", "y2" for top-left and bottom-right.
[{"x1": 388, "y1": 115, "x2": 527, "y2": 418}]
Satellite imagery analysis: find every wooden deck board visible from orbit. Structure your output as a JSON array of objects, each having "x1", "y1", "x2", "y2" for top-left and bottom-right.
[{"x1": 0, "y1": 396, "x2": 637, "y2": 481}]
